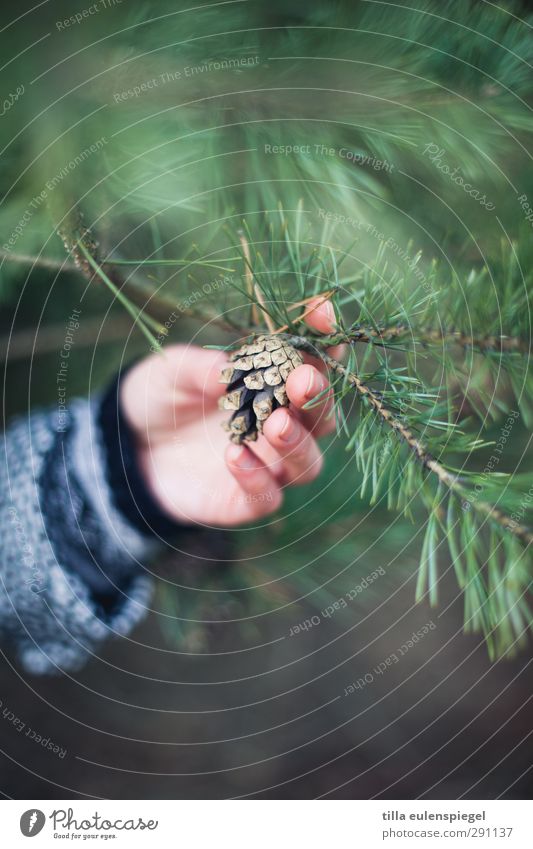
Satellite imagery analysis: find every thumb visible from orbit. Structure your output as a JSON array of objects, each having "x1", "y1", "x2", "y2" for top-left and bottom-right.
[
  {"x1": 121, "y1": 345, "x2": 228, "y2": 433},
  {"x1": 160, "y1": 344, "x2": 229, "y2": 400}
]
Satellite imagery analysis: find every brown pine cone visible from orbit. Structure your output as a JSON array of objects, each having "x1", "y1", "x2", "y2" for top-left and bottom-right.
[{"x1": 219, "y1": 335, "x2": 303, "y2": 443}]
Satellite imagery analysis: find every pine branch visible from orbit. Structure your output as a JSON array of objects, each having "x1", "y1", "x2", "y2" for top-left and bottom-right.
[
  {"x1": 290, "y1": 336, "x2": 533, "y2": 548},
  {"x1": 282, "y1": 338, "x2": 532, "y2": 657},
  {"x1": 217, "y1": 211, "x2": 533, "y2": 657},
  {"x1": 57, "y1": 216, "x2": 242, "y2": 336}
]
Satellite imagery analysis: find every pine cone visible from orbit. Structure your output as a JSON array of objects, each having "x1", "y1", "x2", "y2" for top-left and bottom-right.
[{"x1": 219, "y1": 335, "x2": 303, "y2": 443}]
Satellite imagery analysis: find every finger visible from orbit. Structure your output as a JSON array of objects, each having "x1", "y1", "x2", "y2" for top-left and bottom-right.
[
  {"x1": 225, "y1": 444, "x2": 282, "y2": 508},
  {"x1": 303, "y1": 296, "x2": 336, "y2": 335},
  {"x1": 301, "y1": 295, "x2": 346, "y2": 362},
  {"x1": 262, "y1": 408, "x2": 324, "y2": 486},
  {"x1": 286, "y1": 363, "x2": 335, "y2": 437}
]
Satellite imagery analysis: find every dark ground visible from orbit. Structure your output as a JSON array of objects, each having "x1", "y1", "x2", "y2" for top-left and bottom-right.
[{"x1": 1, "y1": 560, "x2": 531, "y2": 799}]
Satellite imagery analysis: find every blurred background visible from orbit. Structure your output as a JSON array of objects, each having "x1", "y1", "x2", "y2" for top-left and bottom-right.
[{"x1": 0, "y1": 0, "x2": 532, "y2": 799}]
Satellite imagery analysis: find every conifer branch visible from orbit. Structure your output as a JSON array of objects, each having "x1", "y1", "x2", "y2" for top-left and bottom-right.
[
  {"x1": 322, "y1": 350, "x2": 533, "y2": 547},
  {"x1": 57, "y1": 218, "x2": 241, "y2": 335},
  {"x1": 290, "y1": 337, "x2": 533, "y2": 549}
]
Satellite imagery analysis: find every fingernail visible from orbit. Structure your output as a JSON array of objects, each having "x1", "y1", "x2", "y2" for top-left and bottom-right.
[
  {"x1": 305, "y1": 367, "x2": 325, "y2": 399},
  {"x1": 227, "y1": 445, "x2": 254, "y2": 469},
  {"x1": 322, "y1": 300, "x2": 335, "y2": 324},
  {"x1": 226, "y1": 444, "x2": 243, "y2": 463},
  {"x1": 279, "y1": 412, "x2": 299, "y2": 443}
]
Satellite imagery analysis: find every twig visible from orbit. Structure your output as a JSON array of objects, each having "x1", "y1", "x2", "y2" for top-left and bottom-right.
[
  {"x1": 0, "y1": 315, "x2": 135, "y2": 362},
  {"x1": 239, "y1": 232, "x2": 262, "y2": 328},
  {"x1": 76, "y1": 240, "x2": 166, "y2": 349},
  {"x1": 0, "y1": 250, "x2": 78, "y2": 274},
  {"x1": 420, "y1": 329, "x2": 530, "y2": 355},
  {"x1": 57, "y1": 218, "x2": 240, "y2": 334},
  {"x1": 238, "y1": 232, "x2": 277, "y2": 334},
  {"x1": 324, "y1": 325, "x2": 530, "y2": 355}
]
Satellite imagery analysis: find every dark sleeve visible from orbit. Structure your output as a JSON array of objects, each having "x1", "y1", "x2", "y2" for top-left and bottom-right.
[{"x1": 0, "y1": 374, "x2": 182, "y2": 676}]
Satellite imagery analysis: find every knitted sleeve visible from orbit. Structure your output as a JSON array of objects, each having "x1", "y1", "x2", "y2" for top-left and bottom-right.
[{"x1": 0, "y1": 375, "x2": 180, "y2": 675}]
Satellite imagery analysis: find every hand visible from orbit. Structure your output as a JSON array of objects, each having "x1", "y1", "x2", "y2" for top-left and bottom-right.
[{"x1": 120, "y1": 298, "x2": 337, "y2": 527}]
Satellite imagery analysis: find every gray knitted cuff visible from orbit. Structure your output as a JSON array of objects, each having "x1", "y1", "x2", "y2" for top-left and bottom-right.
[{"x1": 0, "y1": 400, "x2": 154, "y2": 675}]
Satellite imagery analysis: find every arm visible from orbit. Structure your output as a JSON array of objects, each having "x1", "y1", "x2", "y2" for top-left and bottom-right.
[
  {"x1": 0, "y1": 300, "x2": 336, "y2": 675},
  {"x1": 0, "y1": 379, "x2": 156, "y2": 675}
]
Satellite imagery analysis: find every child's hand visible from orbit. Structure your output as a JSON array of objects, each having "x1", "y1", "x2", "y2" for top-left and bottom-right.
[{"x1": 120, "y1": 298, "x2": 337, "y2": 526}]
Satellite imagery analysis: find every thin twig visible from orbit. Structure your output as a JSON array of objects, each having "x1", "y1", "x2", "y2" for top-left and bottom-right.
[
  {"x1": 0, "y1": 250, "x2": 78, "y2": 273},
  {"x1": 239, "y1": 232, "x2": 262, "y2": 328},
  {"x1": 0, "y1": 315, "x2": 135, "y2": 362},
  {"x1": 325, "y1": 325, "x2": 530, "y2": 355},
  {"x1": 420, "y1": 329, "x2": 530, "y2": 354}
]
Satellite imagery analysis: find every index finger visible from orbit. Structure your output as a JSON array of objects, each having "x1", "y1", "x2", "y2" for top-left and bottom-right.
[
  {"x1": 303, "y1": 296, "x2": 337, "y2": 335},
  {"x1": 300, "y1": 294, "x2": 345, "y2": 367}
]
